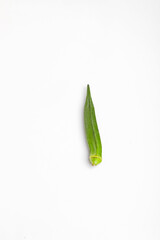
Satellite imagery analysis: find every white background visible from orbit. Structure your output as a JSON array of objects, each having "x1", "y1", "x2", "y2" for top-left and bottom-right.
[{"x1": 0, "y1": 0, "x2": 160, "y2": 239}]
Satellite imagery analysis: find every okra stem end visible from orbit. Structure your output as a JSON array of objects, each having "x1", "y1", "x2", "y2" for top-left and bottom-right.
[{"x1": 89, "y1": 155, "x2": 102, "y2": 166}]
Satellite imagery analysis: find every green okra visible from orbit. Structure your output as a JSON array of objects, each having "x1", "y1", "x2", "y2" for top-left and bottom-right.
[{"x1": 84, "y1": 85, "x2": 102, "y2": 166}]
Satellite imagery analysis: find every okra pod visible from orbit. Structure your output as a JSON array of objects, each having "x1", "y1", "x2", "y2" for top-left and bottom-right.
[{"x1": 84, "y1": 85, "x2": 102, "y2": 166}]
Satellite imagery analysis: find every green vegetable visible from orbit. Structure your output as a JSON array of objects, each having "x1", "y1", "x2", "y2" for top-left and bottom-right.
[{"x1": 84, "y1": 85, "x2": 102, "y2": 166}]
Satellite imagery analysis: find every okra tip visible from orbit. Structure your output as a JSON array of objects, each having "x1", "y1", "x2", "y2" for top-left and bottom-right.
[{"x1": 87, "y1": 84, "x2": 90, "y2": 96}]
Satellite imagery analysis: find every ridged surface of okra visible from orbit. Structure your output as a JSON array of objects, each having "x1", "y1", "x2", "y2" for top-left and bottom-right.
[{"x1": 84, "y1": 85, "x2": 102, "y2": 166}]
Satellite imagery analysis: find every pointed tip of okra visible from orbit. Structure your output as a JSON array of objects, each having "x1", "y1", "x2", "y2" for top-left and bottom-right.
[{"x1": 87, "y1": 84, "x2": 91, "y2": 96}]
